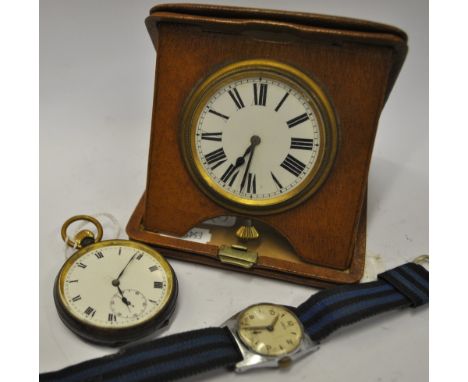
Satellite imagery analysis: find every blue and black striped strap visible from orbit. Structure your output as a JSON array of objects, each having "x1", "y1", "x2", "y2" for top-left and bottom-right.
[
  {"x1": 296, "y1": 262, "x2": 429, "y2": 342},
  {"x1": 40, "y1": 263, "x2": 428, "y2": 381},
  {"x1": 39, "y1": 327, "x2": 242, "y2": 382}
]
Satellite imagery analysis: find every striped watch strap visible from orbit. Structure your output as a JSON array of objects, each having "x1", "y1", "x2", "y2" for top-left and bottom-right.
[
  {"x1": 39, "y1": 327, "x2": 242, "y2": 382},
  {"x1": 296, "y1": 262, "x2": 429, "y2": 342}
]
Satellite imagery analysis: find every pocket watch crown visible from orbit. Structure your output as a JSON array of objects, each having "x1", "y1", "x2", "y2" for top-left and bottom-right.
[{"x1": 74, "y1": 229, "x2": 96, "y2": 248}]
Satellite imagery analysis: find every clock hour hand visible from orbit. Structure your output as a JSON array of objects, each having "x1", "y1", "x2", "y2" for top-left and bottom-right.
[{"x1": 231, "y1": 141, "x2": 255, "y2": 171}]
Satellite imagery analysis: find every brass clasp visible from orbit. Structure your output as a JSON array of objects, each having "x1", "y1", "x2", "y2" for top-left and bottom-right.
[{"x1": 218, "y1": 245, "x2": 258, "y2": 269}]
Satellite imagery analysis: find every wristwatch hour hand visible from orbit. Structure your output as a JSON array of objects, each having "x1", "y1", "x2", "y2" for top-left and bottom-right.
[{"x1": 241, "y1": 314, "x2": 279, "y2": 331}]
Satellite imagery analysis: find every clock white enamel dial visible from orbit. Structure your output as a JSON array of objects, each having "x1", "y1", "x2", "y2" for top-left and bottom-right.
[
  {"x1": 182, "y1": 60, "x2": 338, "y2": 213},
  {"x1": 54, "y1": 239, "x2": 177, "y2": 345}
]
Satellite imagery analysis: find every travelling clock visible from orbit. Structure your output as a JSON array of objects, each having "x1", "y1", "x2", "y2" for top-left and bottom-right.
[
  {"x1": 181, "y1": 59, "x2": 338, "y2": 214},
  {"x1": 54, "y1": 215, "x2": 178, "y2": 345}
]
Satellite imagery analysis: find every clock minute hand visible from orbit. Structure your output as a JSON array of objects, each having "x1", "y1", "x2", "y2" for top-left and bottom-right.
[{"x1": 240, "y1": 135, "x2": 261, "y2": 192}]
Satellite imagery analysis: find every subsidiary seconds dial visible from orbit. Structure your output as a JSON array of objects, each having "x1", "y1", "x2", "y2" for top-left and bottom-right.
[{"x1": 182, "y1": 60, "x2": 338, "y2": 213}]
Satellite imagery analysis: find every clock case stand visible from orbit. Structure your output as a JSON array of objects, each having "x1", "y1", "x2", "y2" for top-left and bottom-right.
[{"x1": 126, "y1": 4, "x2": 407, "y2": 288}]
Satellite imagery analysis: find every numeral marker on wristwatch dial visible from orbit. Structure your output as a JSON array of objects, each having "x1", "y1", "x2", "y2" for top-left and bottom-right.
[
  {"x1": 281, "y1": 154, "x2": 306, "y2": 177},
  {"x1": 287, "y1": 113, "x2": 309, "y2": 128},
  {"x1": 108, "y1": 313, "x2": 117, "y2": 322},
  {"x1": 154, "y1": 281, "x2": 163, "y2": 288},
  {"x1": 290, "y1": 137, "x2": 314, "y2": 150},
  {"x1": 72, "y1": 295, "x2": 81, "y2": 302},
  {"x1": 253, "y1": 83, "x2": 267, "y2": 106},
  {"x1": 228, "y1": 88, "x2": 245, "y2": 109},
  {"x1": 149, "y1": 265, "x2": 158, "y2": 272},
  {"x1": 77, "y1": 262, "x2": 87, "y2": 269},
  {"x1": 201, "y1": 132, "x2": 222, "y2": 142}
]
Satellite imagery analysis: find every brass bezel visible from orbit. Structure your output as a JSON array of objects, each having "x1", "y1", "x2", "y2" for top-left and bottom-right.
[
  {"x1": 57, "y1": 239, "x2": 175, "y2": 331},
  {"x1": 181, "y1": 59, "x2": 339, "y2": 215}
]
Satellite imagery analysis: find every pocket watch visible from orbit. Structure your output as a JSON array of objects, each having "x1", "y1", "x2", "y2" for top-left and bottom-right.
[
  {"x1": 181, "y1": 59, "x2": 338, "y2": 214},
  {"x1": 53, "y1": 215, "x2": 178, "y2": 346},
  {"x1": 41, "y1": 260, "x2": 428, "y2": 381}
]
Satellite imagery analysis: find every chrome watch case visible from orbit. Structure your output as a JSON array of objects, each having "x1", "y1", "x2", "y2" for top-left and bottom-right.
[{"x1": 222, "y1": 303, "x2": 320, "y2": 373}]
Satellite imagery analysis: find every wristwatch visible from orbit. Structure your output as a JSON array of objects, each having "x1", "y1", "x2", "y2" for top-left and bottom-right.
[{"x1": 40, "y1": 261, "x2": 428, "y2": 381}]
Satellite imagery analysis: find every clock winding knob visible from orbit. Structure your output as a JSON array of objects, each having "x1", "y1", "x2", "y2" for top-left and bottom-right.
[{"x1": 236, "y1": 219, "x2": 260, "y2": 241}]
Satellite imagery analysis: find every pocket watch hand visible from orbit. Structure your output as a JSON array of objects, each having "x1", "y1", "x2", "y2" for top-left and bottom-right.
[
  {"x1": 115, "y1": 253, "x2": 137, "y2": 281},
  {"x1": 116, "y1": 285, "x2": 132, "y2": 307}
]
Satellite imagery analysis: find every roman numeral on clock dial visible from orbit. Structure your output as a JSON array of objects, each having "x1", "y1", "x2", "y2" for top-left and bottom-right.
[
  {"x1": 290, "y1": 137, "x2": 314, "y2": 150},
  {"x1": 281, "y1": 154, "x2": 306, "y2": 177},
  {"x1": 287, "y1": 113, "x2": 309, "y2": 128},
  {"x1": 275, "y1": 92, "x2": 289, "y2": 112},
  {"x1": 253, "y1": 83, "x2": 267, "y2": 106},
  {"x1": 246, "y1": 173, "x2": 256, "y2": 194},
  {"x1": 205, "y1": 147, "x2": 227, "y2": 169},
  {"x1": 228, "y1": 88, "x2": 245, "y2": 109},
  {"x1": 221, "y1": 163, "x2": 239, "y2": 185},
  {"x1": 201, "y1": 132, "x2": 222, "y2": 142},
  {"x1": 208, "y1": 109, "x2": 229, "y2": 120},
  {"x1": 271, "y1": 171, "x2": 283, "y2": 190}
]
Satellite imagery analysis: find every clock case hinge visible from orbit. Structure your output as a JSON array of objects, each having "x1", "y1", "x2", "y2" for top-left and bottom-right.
[{"x1": 218, "y1": 244, "x2": 258, "y2": 269}]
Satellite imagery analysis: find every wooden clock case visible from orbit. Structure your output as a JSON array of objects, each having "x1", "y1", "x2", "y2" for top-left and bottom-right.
[{"x1": 127, "y1": 4, "x2": 408, "y2": 287}]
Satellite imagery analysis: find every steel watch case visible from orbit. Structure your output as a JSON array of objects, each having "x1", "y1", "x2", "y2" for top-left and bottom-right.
[{"x1": 222, "y1": 303, "x2": 320, "y2": 373}]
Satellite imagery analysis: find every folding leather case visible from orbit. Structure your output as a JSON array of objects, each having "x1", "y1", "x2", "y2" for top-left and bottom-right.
[{"x1": 127, "y1": 3, "x2": 408, "y2": 287}]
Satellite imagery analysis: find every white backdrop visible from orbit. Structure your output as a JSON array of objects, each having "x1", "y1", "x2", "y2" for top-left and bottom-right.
[{"x1": 40, "y1": 1, "x2": 428, "y2": 381}]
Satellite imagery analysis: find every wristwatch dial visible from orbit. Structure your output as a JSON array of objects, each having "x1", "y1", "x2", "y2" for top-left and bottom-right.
[
  {"x1": 237, "y1": 303, "x2": 303, "y2": 356},
  {"x1": 181, "y1": 59, "x2": 338, "y2": 214}
]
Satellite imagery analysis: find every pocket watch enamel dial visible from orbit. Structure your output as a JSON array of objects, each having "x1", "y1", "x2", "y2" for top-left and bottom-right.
[
  {"x1": 54, "y1": 216, "x2": 178, "y2": 345},
  {"x1": 237, "y1": 303, "x2": 303, "y2": 356},
  {"x1": 181, "y1": 59, "x2": 338, "y2": 214}
]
